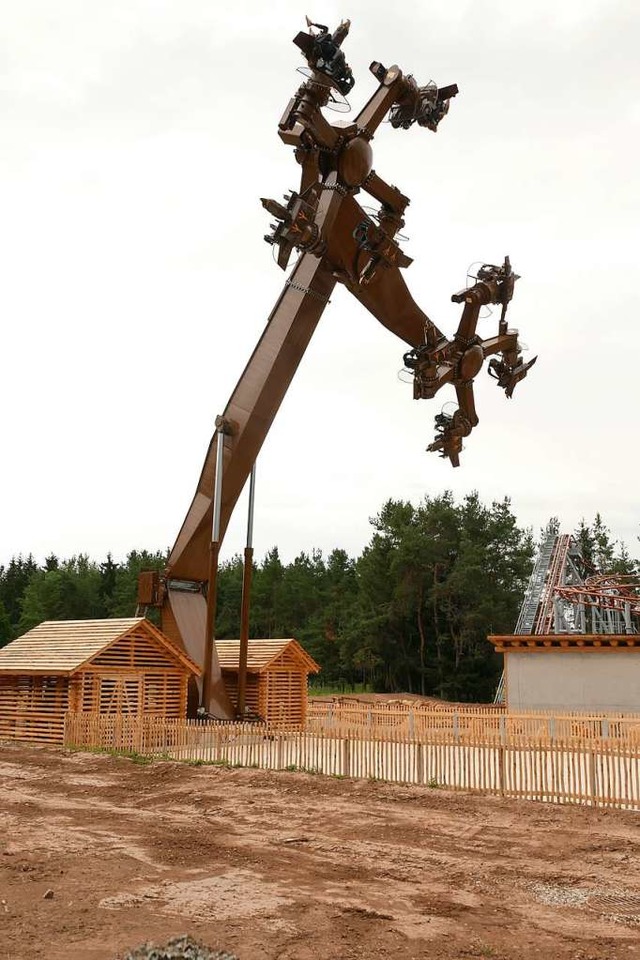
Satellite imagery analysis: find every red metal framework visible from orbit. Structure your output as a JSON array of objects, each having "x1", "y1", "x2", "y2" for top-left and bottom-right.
[{"x1": 555, "y1": 575, "x2": 640, "y2": 620}]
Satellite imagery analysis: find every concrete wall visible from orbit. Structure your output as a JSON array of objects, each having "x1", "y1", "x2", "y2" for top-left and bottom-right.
[{"x1": 506, "y1": 650, "x2": 640, "y2": 712}]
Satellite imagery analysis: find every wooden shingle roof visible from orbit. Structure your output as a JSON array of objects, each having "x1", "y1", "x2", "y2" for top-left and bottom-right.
[
  {"x1": 215, "y1": 638, "x2": 320, "y2": 674},
  {"x1": 0, "y1": 618, "x2": 201, "y2": 676}
]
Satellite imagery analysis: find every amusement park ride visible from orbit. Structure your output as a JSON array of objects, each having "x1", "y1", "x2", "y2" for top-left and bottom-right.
[{"x1": 137, "y1": 20, "x2": 537, "y2": 717}]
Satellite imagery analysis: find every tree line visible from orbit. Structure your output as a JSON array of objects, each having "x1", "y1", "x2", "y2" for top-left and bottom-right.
[{"x1": 1, "y1": 495, "x2": 636, "y2": 702}]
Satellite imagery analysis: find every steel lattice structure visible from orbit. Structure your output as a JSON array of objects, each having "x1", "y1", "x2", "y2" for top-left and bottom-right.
[{"x1": 554, "y1": 574, "x2": 640, "y2": 635}]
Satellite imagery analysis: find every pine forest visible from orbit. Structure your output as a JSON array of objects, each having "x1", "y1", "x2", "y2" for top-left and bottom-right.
[{"x1": 1, "y1": 494, "x2": 636, "y2": 703}]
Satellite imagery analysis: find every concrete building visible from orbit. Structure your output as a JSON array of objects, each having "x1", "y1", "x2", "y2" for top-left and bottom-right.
[{"x1": 489, "y1": 634, "x2": 640, "y2": 713}]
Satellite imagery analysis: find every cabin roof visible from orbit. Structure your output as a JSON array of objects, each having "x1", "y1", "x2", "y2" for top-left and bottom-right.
[
  {"x1": 216, "y1": 638, "x2": 320, "y2": 674},
  {"x1": 0, "y1": 618, "x2": 202, "y2": 676}
]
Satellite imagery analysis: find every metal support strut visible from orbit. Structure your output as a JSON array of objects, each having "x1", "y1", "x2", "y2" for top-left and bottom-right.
[
  {"x1": 238, "y1": 463, "x2": 256, "y2": 717},
  {"x1": 202, "y1": 423, "x2": 226, "y2": 712}
]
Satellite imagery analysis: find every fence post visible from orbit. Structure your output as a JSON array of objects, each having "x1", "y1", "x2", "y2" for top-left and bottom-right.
[
  {"x1": 415, "y1": 742, "x2": 424, "y2": 785},
  {"x1": 342, "y1": 738, "x2": 351, "y2": 778},
  {"x1": 499, "y1": 714, "x2": 506, "y2": 746},
  {"x1": 453, "y1": 712, "x2": 460, "y2": 742},
  {"x1": 498, "y1": 744, "x2": 505, "y2": 797},
  {"x1": 408, "y1": 710, "x2": 415, "y2": 739},
  {"x1": 601, "y1": 718, "x2": 610, "y2": 740},
  {"x1": 276, "y1": 733, "x2": 284, "y2": 770},
  {"x1": 589, "y1": 748, "x2": 598, "y2": 807}
]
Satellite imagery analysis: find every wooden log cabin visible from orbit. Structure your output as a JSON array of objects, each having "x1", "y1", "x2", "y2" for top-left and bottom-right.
[
  {"x1": 216, "y1": 638, "x2": 320, "y2": 726},
  {"x1": 0, "y1": 618, "x2": 201, "y2": 744}
]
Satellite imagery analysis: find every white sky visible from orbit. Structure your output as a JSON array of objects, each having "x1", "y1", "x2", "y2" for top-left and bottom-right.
[{"x1": 2, "y1": 0, "x2": 639, "y2": 568}]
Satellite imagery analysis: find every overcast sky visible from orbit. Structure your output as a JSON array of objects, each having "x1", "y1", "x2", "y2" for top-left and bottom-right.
[{"x1": 2, "y1": 0, "x2": 639, "y2": 568}]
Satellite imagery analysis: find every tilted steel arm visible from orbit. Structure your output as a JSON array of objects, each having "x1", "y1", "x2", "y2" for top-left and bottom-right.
[{"x1": 139, "y1": 20, "x2": 535, "y2": 714}]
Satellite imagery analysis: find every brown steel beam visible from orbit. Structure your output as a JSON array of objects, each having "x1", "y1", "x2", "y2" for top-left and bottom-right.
[
  {"x1": 166, "y1": 250, "x2": 337, "y2": 585},
  {"x1": 355, "y1": 64, "x2": 404, "y2": 136},
  {"x1": 361, "y1": 171, "x2": 409, "y2": 214},
  {"x1": 348, "y1": 262, "x2": 444, "y2": 347}
]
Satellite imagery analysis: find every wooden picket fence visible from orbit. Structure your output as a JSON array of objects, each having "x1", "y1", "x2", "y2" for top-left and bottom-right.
[
  {"x1": 307, "y1": 699, "x2": 640, "y2": 742},
  {"x1": 64, "y1": 711, "x2": 640, "y2": 810}
]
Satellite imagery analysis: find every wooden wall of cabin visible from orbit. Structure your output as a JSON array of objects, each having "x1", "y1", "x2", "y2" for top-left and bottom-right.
[
  {"x1": 221, "y1": 671, "x2": 261, "y2": 718},
  {"x1": 222, "y1": 664, "x2": 310, "y2": 726},
  {"x1": 262, "y1": 668, "x2": 308, "y2": 726},
  {"x1": 69, "y1": 671, "x2": 187, "y2": 717},
  {"x1": 0, "y1": 675, "x2": 69, "y2": 743},
  {"x1": 68, "y1": 628, "x2": 189, "y2": 718},
  {"x1": 263, "y1": 646, "x2": 311, "y2": 726}
]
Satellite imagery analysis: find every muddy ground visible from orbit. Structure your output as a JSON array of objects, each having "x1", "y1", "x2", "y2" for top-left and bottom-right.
[{"x1": 1, "y1": 743, "x2": 639, "y2": 960}]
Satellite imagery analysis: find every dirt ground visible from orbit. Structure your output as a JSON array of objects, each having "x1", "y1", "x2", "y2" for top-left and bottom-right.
[{"x1": 1, "y1": 743, "x2": 640, "y2": 960}]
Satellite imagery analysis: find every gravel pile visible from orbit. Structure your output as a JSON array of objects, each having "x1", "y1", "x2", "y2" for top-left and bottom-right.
[
  {"x1": 527, "y1": 881, "x2": 640, "y2": 923},
  {"x1": 527, "y1": 882, "x2": 591, "y2": 907},
  {"x1": 121, "y1": 935, "x2": 238, "y2": 960}
]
